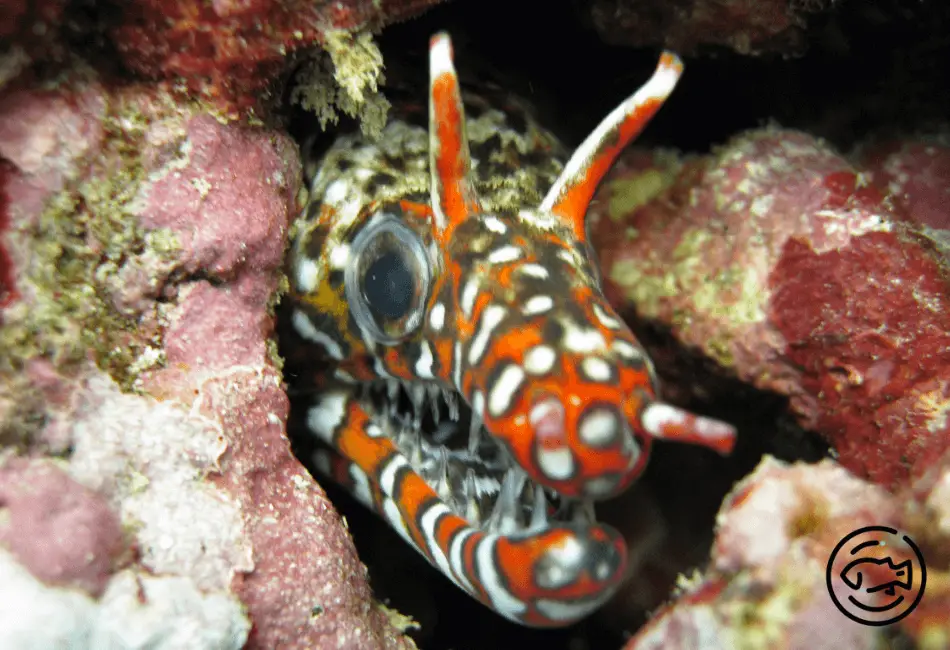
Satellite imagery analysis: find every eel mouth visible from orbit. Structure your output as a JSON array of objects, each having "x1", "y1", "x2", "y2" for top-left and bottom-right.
[{"x1": 356, "y1": 377, "x2": 599, "y2": 534}]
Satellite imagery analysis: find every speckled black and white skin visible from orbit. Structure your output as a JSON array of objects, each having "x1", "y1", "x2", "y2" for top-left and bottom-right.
[{"x1": 284, "y1": 33, "x2": 737, "y2": 627}]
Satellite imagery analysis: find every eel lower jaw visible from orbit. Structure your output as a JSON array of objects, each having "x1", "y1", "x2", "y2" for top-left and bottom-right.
[{"x1": 357, "y1": 377, "x2": 605, "y2": 536}]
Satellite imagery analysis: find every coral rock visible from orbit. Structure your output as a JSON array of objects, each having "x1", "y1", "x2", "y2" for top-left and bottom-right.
[
  {"x1": 110, "y1": 0, "x2": 446, "y2": 116},
  {"x1": 0, "y1": 57, "x2": 416, "y2": 648},
  {"x1": 624, "y1": 456, "x2": 949, "y2": 649},
  {"x1": 133, "y1": 113, "x2": 298, "y2": 280},
  {"x1": 590, "y1": 129, "x2": 950, "y2": 489},
  {"x1": 0, "y1": 457, "x2": 124, "y2": 597},
  {"x1": 583, "y1": 0, "x2": 826, "y2": 55}
]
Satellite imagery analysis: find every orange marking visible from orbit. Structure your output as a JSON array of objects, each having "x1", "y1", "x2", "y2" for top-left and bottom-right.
[
  {"x1": 432, "y1": 72, "x2": 479, "y2": 226},
  {"x1": 551, "y1": 97, "x2": 664, "y2": 236}
]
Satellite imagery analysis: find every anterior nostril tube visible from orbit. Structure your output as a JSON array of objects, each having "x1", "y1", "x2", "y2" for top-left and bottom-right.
[{"x1": 530, "y1": 397, "x2": 576, "y2": 481}]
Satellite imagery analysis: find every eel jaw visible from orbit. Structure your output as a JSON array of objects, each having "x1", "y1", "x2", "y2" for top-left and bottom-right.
[
  {"x1": 357, "y1": 376, "x2": 605, "y2": 534},
  {"x1": 309, "y1": 378, "x2": 630, "y2": 627}
]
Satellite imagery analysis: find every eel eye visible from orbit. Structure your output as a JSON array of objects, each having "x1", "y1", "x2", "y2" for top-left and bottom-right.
[{"x1": 345, "y1": 215, "x2": 431, "y2": 344}]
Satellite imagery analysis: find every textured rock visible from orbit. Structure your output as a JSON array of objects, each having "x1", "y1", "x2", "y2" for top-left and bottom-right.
[
  {"x1": 0, "y1": 457, "x2": 124, "y2": 597},
  {"x1": 0, "y1": 56, "x2": 416, "y2": 649},
  {"x1": 109, "y1": 0, "x2": 446, "y2": 117},
  {"x1": 583, "y1": 0, "x2": 827, "y2": 55},
  {"x1": 0, "y1": 549, "x2": 251, "y2": 650},
  {"x1": 590, "y1": 129, "x2": 950, "y2": 489},
  {"x1": 624, "y1": 456, "x2": 950, "y2": 649},
  {"x1": 133, "y1": 114, "x2": 297, "y2": 279}
]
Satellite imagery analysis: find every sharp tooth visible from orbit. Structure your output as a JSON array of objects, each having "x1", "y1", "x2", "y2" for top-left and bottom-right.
[
  {"x1": 409, "y1": 384, "x2": 426, "y2": 428},
  {"x1": 410, "y1": 441, "x2": 424, "y2": 468},
  {"x1": 487, "y1": 468, "x2": 527, "y2": 534},
  {"x1": 387, "y1": 380, "x2": 400, "y2": 403},
  {"x1": 528, "y1": 484, "x2": 548, "y2": 530},
  {"x1": 399, "y1": 425, "x2": 418, "y2": 451},
  {"x1": 445, "y1": 391, "x2": 460, "y2": 422},
  {"x1": 572, "y1": 500, "x2": 596, "y2": 525},
  {"x1": 468, "y1": 417, "x2": 482, "y2": 455},
  {"x1": 463, "y1": 468, "x2": 477, "y2": 498},
  {"x1": 435, "y1": 447, "x2": 453, "y2": 503},
  {"x1": 437, "y1": 446, "x2": 449, "y2": 479},
  {"x1": 427, "y1": 384, "x2": 442, "y2": 425},
  {"x1": 463, "y1": 467, "x2": 481, "y2": 523}
]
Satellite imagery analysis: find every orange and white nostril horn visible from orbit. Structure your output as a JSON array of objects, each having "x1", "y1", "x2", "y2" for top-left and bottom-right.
[{"x1": 540, "y1": 51, "x2": 684, "y2": 240}]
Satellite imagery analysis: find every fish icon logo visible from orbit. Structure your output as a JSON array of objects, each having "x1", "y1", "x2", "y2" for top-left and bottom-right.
[{"x1": 827, "y1": 526, "x2": 926, "y2": 625}]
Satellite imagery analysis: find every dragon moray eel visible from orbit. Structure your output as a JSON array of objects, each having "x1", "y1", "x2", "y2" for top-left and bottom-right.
[{"x1": 286, "y1": 32, "x2": 738, "y2": 627}]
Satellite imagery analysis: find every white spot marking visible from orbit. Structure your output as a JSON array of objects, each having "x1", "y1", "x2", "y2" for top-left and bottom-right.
[
  {"x1": 537, "y1": 446, "x2": 575, "y2": 481},
  {"x1": 611, "y1": 339, "x2": 642, "y2": 360},
  {"x1": 365, "y1": 422, "x2": 385, "y2": 438},
  {"x1": 306, "y1": 391, "x2": 347, "y2": 444},
  {"x1": 523, "y1": 345, "x2": 557, "y2": 375},
  {"x1": 522, "y1": 295, "x2": 554, "y2": 316},
  {"x1": 487, "y1": 245, "x2": 522, "y2": 265},
  {"x1": 329, "y1": 243, "x2": 350, "y2": 270},
  {"x1": 484, "y1": 216, "x2": 508, "y2": 234},
  {"x1": 592, "y1": 303, "x2": 622, "y2": 330},
  {"x1": 519, "y1": 263, "x2": 549, "y2": 279},
  {"x1": 581, "y1": 356, "x2": 613, "y2": 382},
  {"x1": 640, "y1": 402, "x2": 687, "y2": 438},
  {"x1": 324, "y1": 179, "x2": 348, "y2": 204},
  {"x1": 292, "y1": 310, "x2": 344, "y2": 360},
  {"x1": 416, "y1": 341, "x2": 435, "y2": 379},
  {"x1": 584, "y1": 475, "x2": 621, "y2": 497},
  {"x1": 295, "y1": 257, "x2": 319, "y2": 293},
  {"x1": 579, "y1": 409, "x2": 618, "y2": 447},
  {"x1": 461, "y1": 280, "x2": 479, "y2": 319},
  {"x1": 556, "y1": 249, "x2": 577, "y2": 267},
  {"x1": 468, "y1": 305, "x2": 506, "y2": 366},
  {"x1": 488, "y1": 365, "x2": 525, "y2": 417},
  {"x1": 538, "y1": 536, "x2": 584, "y2": 589},
  {"x1": 563, "y1": 327, "x2": 607, "y2": 354},
  {"x1": 476, "y1": 535, "x2": 528, "y2": 619},
  {"x1": 429, "y1": 302, "x2": 446, "y2": 331}
]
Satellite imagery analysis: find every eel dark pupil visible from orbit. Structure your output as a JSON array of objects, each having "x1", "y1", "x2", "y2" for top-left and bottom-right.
[{"x1": 363, "y1": 250, "x2": 414, "y2": 321}]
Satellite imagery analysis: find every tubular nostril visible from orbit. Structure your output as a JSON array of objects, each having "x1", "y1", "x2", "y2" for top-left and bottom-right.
[{"x1": 529, "y1": 397, "x2": 577, "y2": 482}]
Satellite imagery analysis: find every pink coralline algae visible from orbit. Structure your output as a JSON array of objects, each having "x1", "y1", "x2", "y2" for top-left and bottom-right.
[
  {"x1": 622, "y1": 455, "x2": 950, "y2": 649},
  {"x1": 109, "y1": 0, "x2": 445, "y2": 115},
  {"x1": 0, "y1": 58, "x2": 417, "y2": 649},
  {"x1": 0, "y1": 457, "x2": 124, "y2": 597},
  {"x1": 589, "y1": 128, "x2": 950, "y2": 490},
  {"x1": 2, "y1": 1, "x2": 446, "y2": 118}
]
